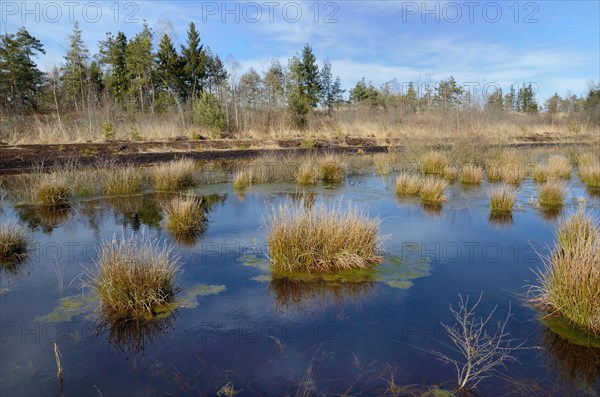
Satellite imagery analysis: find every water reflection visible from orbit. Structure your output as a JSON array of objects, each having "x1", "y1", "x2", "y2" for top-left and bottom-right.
[
  {"x1": 542, "y1": 329, "x2": 600, "y2": 391},
  {"x1": 421, "y1": 203, "x2": 443, "y2": 217},
  {"x1": 96, "y1": 312, "x2": 177, "y2": 354},
  {"x1": 269, "y1": 276, "x2": 375, "y2": 313},
  {"x1": 488, "y1": 212, "x2": 514, "y2": 227},
  {"x1": 539, "y1": 207, "x2": 563, "y2": 222},
  {"x1": 14, "y1": 205, "x2": 72, "y2": 233}
]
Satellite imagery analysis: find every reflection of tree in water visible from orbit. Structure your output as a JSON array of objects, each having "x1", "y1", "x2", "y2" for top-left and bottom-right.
[
  {"x1": 269, "y1": 276, "x2": 375, "y2": 313},
  {"x1": 541, "y1": 328, "x2": 600, "y2": 391},
  {"x1": 106, "y1": 195, "x2": 168, "y2": 230},
  {"x1": 96, "y1": 311, "x2": 177, "y2": 354},
  {"x1": 14, "y1": 205, "x2": 71, "y2": 234}
]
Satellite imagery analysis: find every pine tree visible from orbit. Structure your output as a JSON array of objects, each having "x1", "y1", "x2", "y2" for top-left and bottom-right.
[
  {"x1": 287, "y1": 55, "x2": 310, "y2": 127},
  {"x1": 98, "y1": 31, "x2": 128, "y2": 104},
  {"x1": 435, "y1": 76, "x2": 463, "y2": 110},
  {"x1": 299, "y1": 44, "x2": 320, "y2": 108},
  {"x1": 62, "y1": 22, "x2": 89, "y2": 111},
  {"x1": 264, "y1": 59, "x2": 285, "y2": 108},
  {"x1": 544, "y1": 93, "x2": 560, "y2": 114},
  {"x1": 126, "y1": 22, "x2": 154, "y2": 112},
  {"x1": 181, "y1": 22, "x2": 206, "y2": 100},
  {"x1": 156, "y1": 33, "x2": 183, "y2": 95},
  {"x1": 517, "y1": 84, "x2": 538, "y2": 113},
  {"x1": 0, "y1": 27, "x2": 45, "y2": 112},
  {"x1": 484, "y1": 88, "x2": 503, "y2": 112}
]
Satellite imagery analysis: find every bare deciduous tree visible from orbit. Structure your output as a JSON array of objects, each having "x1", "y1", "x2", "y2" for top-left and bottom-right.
[{"x1": 433, "y1": 294, "x2": 525, "y2": 392}]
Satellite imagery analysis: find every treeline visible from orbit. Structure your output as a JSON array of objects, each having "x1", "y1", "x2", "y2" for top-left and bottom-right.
[{"x1": 1, "y1": 22, "x2": 599, "y2": 141}]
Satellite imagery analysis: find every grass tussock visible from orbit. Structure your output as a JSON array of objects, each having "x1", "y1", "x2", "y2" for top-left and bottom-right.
[
  {"x1": 0, "y1": 223, "x2": 29, "y2": 261},
  {"x1": 577, "y1": 152, "x2": 598, "y2": 167},
  {"x1": 500, "y1": 163, "x2": 528, "y2": 185},
  {"x1": 489, "y1": 184, "x2": 518, "y2": 213},
  {"x1": 103, "y1": 166, "x2": 144, "y2": 196},
  {"x1": 164, "y1": 195, "x2": 206, "y2": 235},
  {"x1": 265, "y1": 202, "x2": 382, "y2": 273},
  {"x1": 35, "y1": 177, "x2": 71, "y2": 207},
  {"x1": 152, "y1": 159, "x2": 197, "y2": 191},
  {"x1": 419, "y1": 177, "x2": 448, "y2": 203},
  {"x1": 579, "y1": 161, "x2": 600, "y2": 188},
  {"x1": 89, "y1": 233, "x2": 180, "y2": 318},
  {"x1": 460, "y1": 164, "x2": 484, "y2": 184},
  {"x1": 442, "y1": 165, "x2": 458, "y2": 182},
  {"x1": 421, "y1": 151, "x2": 448, "y2": 174},
  {"x1": 532, "y1": 211, "x2": 600, "y2": 335},
  {"x1": 548, "y1": 155, "x2": 572, "y2": 179},
  {"x1": 374, "y1": 153, "x2": 396, "y2": 175},
  {"x1": 233, "y1": 169, "x2": 253, "y2": 190},
  {"x1": 296, "y1": 160, "x2": 319, "y2": 185},
  {"x1": 538, "y1": 180, "x2": 566, "y2": 208},
  {"x1": 485, "y1": 161, "x2": 502, "y2": 182},
  {"x1": 533, "y1": 163, "x2": 549, "y2": 183},
  {"x1": 395, "y1": 172, "x2": 422, "y2": 196},
  {"x1": 319, "y1": 156, "x2": 344, "y2": 183}
]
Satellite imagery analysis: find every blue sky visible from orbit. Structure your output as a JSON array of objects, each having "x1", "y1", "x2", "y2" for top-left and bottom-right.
[{"x1": 2, "y1": 1, "x2": 599, "y2": 100}]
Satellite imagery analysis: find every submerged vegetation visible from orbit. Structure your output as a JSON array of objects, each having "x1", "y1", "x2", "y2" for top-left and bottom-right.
[
  {"x1": 532, "y1": 211, "x2": 600, "y2": 335},
  {"x1": 87, "y1": 234, "x2": 180, "y2": 318},
  {"x1": 265, "y1": 202, "x2": 382, "y2": 273}
]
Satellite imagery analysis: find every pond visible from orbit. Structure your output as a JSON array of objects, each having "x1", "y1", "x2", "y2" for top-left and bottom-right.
[{"x1": 1, "y1": 170, "x2": 599, "y2": 396}]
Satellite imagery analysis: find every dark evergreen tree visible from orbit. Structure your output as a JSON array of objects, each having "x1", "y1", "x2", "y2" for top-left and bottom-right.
[{"x1": 181, "y1": 22, "x2": 206, "y2": 99}]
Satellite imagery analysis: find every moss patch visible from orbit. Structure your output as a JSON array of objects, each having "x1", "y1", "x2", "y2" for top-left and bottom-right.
[
  {"x1": 37, "y1": 294, "x2": 98, "y2": 323},
  {"x1": 542, "y1": 316, "x2": 600, "y2": 348}
]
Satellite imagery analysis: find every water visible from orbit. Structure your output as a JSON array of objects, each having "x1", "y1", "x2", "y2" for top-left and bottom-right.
[{"x1": 1, "y1": 173, "x2": 599, "y2": 396}]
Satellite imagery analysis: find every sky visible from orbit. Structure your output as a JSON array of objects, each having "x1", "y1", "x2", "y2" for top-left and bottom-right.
[{"x1": 2, "y1": 0, "x2": 599, "y2": 101}]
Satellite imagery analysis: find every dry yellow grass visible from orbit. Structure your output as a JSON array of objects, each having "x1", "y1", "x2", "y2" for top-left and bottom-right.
[
  {"x1": 152, "y1": 159, "x2": 197, "y2": 191},
  {"x1": 419, "y1": 177, "x2": 448, "y2": 203},
  {"x1": 164, "y1": 195, "x2": 206, "y2": 235},
  {"x1": 103, "y1": 166, "x2": 145, "y2": 196},
  {"x1": 421, "y1": 151, "x2": 448, "y2": 174},
  {"x1": 579, "y1": 161, "x2": 600, "y2": 188},
  {"x1": 264, "y1": 202, "x2": 382, "y2": 273},
  {"x1": 442, "y1": 165, "x2": 458, "y2": 182},
  {"x1": 460, "y1": 164, "x2": 484, "y2": 184},
  {"x1": 0, "y1": 223, "x2": 29, "y2": 261},
  {"x1": 533, "y1": 163, "x2": 549, "y2": 183},
  {"x1": 296, "y1": 160, "x2": 319, "y2": 185},
  {"x1": 489, "y1": 184, "x2": 518, "y2": 212},
  {"x1": 233, "y1": 169, "x2": 253, "y2": 190},
  {"x1": 319, "y1": 156, "x2": 344, "y2": 183},
  {"x1": 395, "y1": 172, "x2": 423, "y2": 195},
  {"x1": 547, "y1": 155, "x2": 572, "y2": 179},
  {"x1": 538, "y1": 180, "x2": 566, "y2": 208},
  {"x1": 485, "y1": 161, "x2": 502, "y2": 182},
  {"x1": 500, "y1": 164, "x2": 528, "y2": 185},
  {"x1": 532, "y1": 211, "x2": 600, "y2": 334},
  {"x1": 88, "y1": 233, "x2": 180, "y2": 318}
]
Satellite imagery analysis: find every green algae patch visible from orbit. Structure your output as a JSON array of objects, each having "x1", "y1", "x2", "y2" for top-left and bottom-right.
[
  {"x1": 242, "y1": 253, "x2": 431, "y2": 290},
  {"x1": 542, "y1": 316, "x2": 600, "y2": 348},
  {"x1": 37, "y1": 294, "x2": 98, "y2": 323},
  {"x1": 0, "y1": 287, "x2": 9, "y2": 295},
  {"x1": 178, "y1": 283, "x2": 226, "y2": 308},
  {"x1": 421, "y1": 387, "x2": 456, "y2": 397}
]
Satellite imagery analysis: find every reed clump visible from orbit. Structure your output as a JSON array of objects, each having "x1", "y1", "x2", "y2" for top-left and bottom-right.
[
  {"x1": 489, "y1": 184, "x2": 517, "y2": 213},
  {"x1": 538, "y1": 180, "x2": 566, "y2": 208},
  {"x1": 532, "y1": 211, "x2": 600, "y2": 335},
  {"x1": 500, "y1": 163, "x2": 528, "y2": 185},
  {"x1": 264, "y1": 202, "x2": 382, "y2": 273},
  {"x1": 579, "y1": 161, "x2": 600, "y2": 188},
  {"x1": 460, "y1": 164, "x2": 484, "y2": 184},
  {"x1": 319, "y1": 156, "x2": 344, "y2": 183},
  {"x1": 233, "y1": 169, "x2": 253, "y2": 190},
  {"x1": 533, "y1": 163, "x2": 549, "y2": 183},
  {"x1": 485, "y1": 161, "x2": 502, "y2": 182},
  {"x1": 547, "y1": 155, "x2": 572, "y2": 179},
  {"x1": 89, "y1": 234, "x2": 180, "y2": 318},
  {"x1": 421, "y1": 151, "x2": 448, "y2": 174},
  {"x1": 164, "y1": 195, "x2": 206, "y2": 235},
  {"x1": 0, "y1": 223, "x2": 29, "y2": 261},
  {"x1": 419, "y1": 177, "x2": 448, "y2": 204},
  {"x1": 296, "y1": 160, "x2": 319, "y2": 185},
  {"x1": 152, "y1": 159, "x2": 197, "y2": 191},
  {"x1": 33, "y1": 173, "x2": 71, "y2": 207},
  {"x1": 103, "y1": 165, "x2": 144, "y2": 196},
  {"x1": 442, "y1": 165, "x2": 458, "y2": 182},
  {"x1": 395, "y1": 172, "x2": 422, "y2": 196}
]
